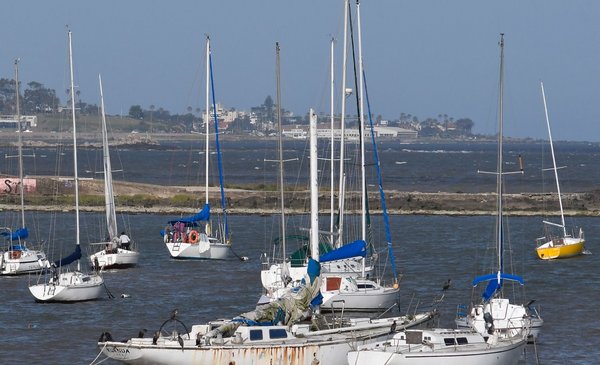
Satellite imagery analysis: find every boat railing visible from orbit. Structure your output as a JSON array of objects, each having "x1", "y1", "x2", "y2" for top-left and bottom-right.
[{"x1": 456, "y1": 303, "x2": 468, "y2": 319}]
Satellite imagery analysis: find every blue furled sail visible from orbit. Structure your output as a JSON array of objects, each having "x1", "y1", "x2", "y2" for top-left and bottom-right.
[
  {"x1": 53, "y1": 245, "x2": 82, "y2": 268},
  {"x1": 167, "y1": 203, "x2": 210, "y2": 225},
  {"x1": 1, "y1": 227, "x2": 29, "y2": 241},
  {"x1": 472, "y1": 272, "x2": 525, "y2": 301},
  {"x1": 319, "y1": 240, "x2": 366, "y2": 263}
]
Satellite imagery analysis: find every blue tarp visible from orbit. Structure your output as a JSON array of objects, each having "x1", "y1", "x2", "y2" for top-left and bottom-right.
[
  {"x1": 472, "y1": 272, "x2": 525, "y2": 301},
  {"x1": 0, "y1": 227, "x2": 29, "y2": 241},
  {"x1": 167, "y1": 203, "x2": 210, "y2": 225},
  {"x1": 54, "y1": 245, "x2": 82, "y2": 268},
  {"x1": 319, "y1": 240, "x2": 366, "y2": 263}
]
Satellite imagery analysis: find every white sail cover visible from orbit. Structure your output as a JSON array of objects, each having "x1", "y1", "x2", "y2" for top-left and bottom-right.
[{"x1": 100, "y1": 78, "x2": 118, "y2": 241}]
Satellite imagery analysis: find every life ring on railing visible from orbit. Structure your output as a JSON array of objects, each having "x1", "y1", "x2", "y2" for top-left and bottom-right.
[
  {"x1": 189, "y1": 230, "x2": 200, "y2": 244},
  {"x1": 10, "y1": 250, "x2": 22, "y2": 260}
]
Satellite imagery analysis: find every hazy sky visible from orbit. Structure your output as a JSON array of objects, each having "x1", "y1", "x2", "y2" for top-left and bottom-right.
[{"x1": 3, "y1": 1, "x2": 600, "y2": 141}]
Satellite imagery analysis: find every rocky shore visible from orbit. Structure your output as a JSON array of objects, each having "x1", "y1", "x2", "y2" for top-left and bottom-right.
[{"x1": 1, "y1": 177, "x2": 599, "y2": 217}]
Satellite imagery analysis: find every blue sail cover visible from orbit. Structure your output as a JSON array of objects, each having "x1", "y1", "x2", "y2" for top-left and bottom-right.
[
  {"x1": 307, "y1": 258, "x2": 323, "y2": 308},
  {"x1": 54, "y1": 245, "x2": 82, "y2": 268},
  {"x1": 0, "y1": 227, "x2": 29, "y2": 241},
  {"x1": 472, "y1": 272, "x2": 525, "y2": 301},
  {"x1": 168, "y1": 203, "x2": 210, "y2": 225},
  {"x1": 319, "y1": 240, "x2": 366, "y2": 263}
]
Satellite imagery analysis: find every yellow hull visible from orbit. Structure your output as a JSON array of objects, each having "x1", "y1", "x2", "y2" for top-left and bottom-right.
[{"x1": 536, "y1": 240, "x2": 585, "y2": 260}]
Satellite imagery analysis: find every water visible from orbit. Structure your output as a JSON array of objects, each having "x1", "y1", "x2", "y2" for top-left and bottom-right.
[{"x1": 1, "y1": 212, "x2": 598, "y2": 364}]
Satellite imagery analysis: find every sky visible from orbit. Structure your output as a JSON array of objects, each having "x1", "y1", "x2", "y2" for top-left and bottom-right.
[{"x1": 2, "y1": 1, "x2": 600, "y2": 141}]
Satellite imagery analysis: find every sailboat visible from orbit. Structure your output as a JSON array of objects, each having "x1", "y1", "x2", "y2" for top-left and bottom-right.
[
  {"x1": 535, "y1": 82, "x2": 586, "y2": 260},
  {"x1": 455, "y1": 34, "x2": 543, "y2": 341},
  {"x1": 0, "y1": 59, "x2": 50, "y2": 276},
  {"x1": 259, "y1": 1, "x2": 399, "y2": 311},
  {"x1": 88, "y1": 75, "x2": 140, "y2": 269},
  {"x1": 28, "y1": 29, "x2": 104, "y2": 302},
  {"x1": 98, "y1": 109, "x2": 436, "y2": 365},
  {"x1": 162, "y1": 36, "x2": 231, "y2": 260}
]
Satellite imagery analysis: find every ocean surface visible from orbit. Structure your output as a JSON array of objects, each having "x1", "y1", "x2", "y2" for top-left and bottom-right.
[{"x1": 1, "y1": 140, "x2": 599, "y2": 364}]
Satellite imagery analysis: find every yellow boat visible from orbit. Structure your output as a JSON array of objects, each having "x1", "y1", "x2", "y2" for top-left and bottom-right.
[
  {"x1": 536, "y1": 83, "x2": 587, "y2": 261},
  {"x1": 536, "y1": 234, "x2": 585, "y2": 260}
]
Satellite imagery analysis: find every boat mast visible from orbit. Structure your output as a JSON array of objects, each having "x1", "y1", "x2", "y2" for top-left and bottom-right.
[
  {"x1": 14, "y1": 59, "x2": 26, "y2": 229},
  {"x1": 309, "y1": 109, "x2": 319, "y2": 261},
  {"x1": 540, "y1": 82, "x2": 567, "y2": 237},
  {"x1": 99, "y1": 75, "x2": 118, "y2": 240},
  {"x1": 204, "y1": 36, "x2": 210, "y2": 205},
  {"x1": 68, "y1": 30, "x2": 81, "y2": 271},
  {"x1": 356, "y1": 0, "x2": 367, "y2": 245},
  {"x1": 329, "y1": 37, "x2": 335, "y2": 242},
  {"x1": 275, "y1": 42, "x2": 286, "y2": 256},
  {"x1": 336, "y1": 0, "x2": 350, "y2": 248},
  {"x1": 496, "y1": 33, "x2": 505, "y2": 275}
]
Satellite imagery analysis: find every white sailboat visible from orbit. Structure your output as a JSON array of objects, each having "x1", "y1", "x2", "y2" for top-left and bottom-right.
[
  {"x1": 0, "y1": 59, "x2": 49, "y2": 275},
  {"x1": 163, "y1": 36, "x2": 231, "y2": 260},
  {"x1": 261, "y1": 1, "x2": 399, "y2": 312},
  {"x1": 28, "y1": 29, "x2": 104, "y2": 302},
  {"x1": 535, "y1": 81, "x2": 586, "y2": 260},
  {"x1": 89, "y1": 75, "x2": 140, "y2": 269},
  {"x1": 98, "y1": 109, "x2": 436, "y2": 365},
  {"x1": 455, "y1": 34, "x2": 543, "y2": 341},
  {"x1": 347, "y1": 328, "x2": 526, "y2": 365}
]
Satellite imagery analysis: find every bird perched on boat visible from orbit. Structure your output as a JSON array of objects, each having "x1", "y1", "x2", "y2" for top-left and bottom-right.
[
  {"x1": 152, "y1": 331, "x2": 160, "y2": 345},
  {"x1": 138, "y1": 329, "x2": 147, "y2": 338},
  {"x1": 177, "y1": 334, "x2": 184, "y2": 351},
  {"x1": 98, "y1": 331, "x2": 113, "y2": 342},
  {"x1": 442, "y1": 279, "x2": 452, "y2": 291},
  {"x1": 170, "y1": 308, "x2": 178, "y2": 320},
  {"x1": 389, "y1": 320, "x2": 397, "y2": 334}
]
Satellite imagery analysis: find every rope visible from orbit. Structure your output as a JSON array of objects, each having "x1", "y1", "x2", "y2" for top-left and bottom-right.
[
  {"x1": 89, "y1": 343, "x2": 109, "y2": 365},
  {"x1": 103, "y1": 282, "x2": 115, "y2": 299}
]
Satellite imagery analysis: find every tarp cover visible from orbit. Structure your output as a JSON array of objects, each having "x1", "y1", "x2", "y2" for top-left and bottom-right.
[
  {"x1": 1, "y1": 227, "x2": 29, "y2": 241},
  {"x1": 472, "y1": 272, "x2": 525, "y2": 301},
  {"x1": 54, "y1": 245, "x2": 82, "y2": 268},
  {"x1": 168, "y1": 203, "x2": 210, "y2": 224},
  {"x1": 319, "y1": 240, "x2": 367, "y2": 262}
]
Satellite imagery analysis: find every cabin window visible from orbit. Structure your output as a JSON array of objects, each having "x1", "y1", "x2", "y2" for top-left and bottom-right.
[
  {"x1": 456, "y1": 337, "x2": 468, "y2": 345},
  {"x1": 357, "y1": 284, "x2": 375, "y2": 289},
  {"x1": 249, "y1": 330, "x2": 263, "y2": 341},
  {"x1": 269, "y1": 329, "x2": 287, "y2": 339},
  {"x1": 444, "y1": 338, "x2": 456, "y2": 346}
]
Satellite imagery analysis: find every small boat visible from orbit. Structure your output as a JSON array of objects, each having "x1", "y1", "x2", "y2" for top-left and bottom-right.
[
  {"x1": 0, "y1": 59, "x2": 49, "y2": 276},
  {"x1": 347, "y1": 328, "x2": 526, "y2": 365},
  {"x1": 455, "y1": 34, "x2": 543, "y2": 342},
  {"x1": 28, "y1": 29, "x2": 104, "y2": 302},
  {"x1": 88, "y1": 75, "x2": 140, "y2": 269},
  {"x1": 535, "y1": 82, "x2": 586, "y2": 260},
  {"x1": 162, "y1": 36, "x2": 231, "y2": 260}
]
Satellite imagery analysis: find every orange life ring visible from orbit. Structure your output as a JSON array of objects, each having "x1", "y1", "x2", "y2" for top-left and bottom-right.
[
  {"x1": 189, "y1": 230, "x2": 200, "y2": 244},
  {"x1": 10, "y1": 250, "x2": 22, "y2": 260}
]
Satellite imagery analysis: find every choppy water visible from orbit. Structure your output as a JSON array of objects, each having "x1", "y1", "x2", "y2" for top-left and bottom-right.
[{"x1": 1, "y1": 212, "x2": 598, "y2": 364}]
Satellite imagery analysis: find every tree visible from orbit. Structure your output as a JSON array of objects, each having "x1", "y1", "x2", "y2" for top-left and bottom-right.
[
  {"x1": 23, "y1": 82, "x2": 59, "y2": 113},
  {"x1": 455, "y1": 118, "x2": 474, "y2": 135},
  {"x1": 128, "y1": 105, "x2": 144, "y2": 119}
]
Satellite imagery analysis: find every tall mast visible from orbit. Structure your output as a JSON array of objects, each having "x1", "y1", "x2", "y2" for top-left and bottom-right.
[
  {"x1": 275, "y1": 42, "x2": 286, "y2": 256},
  {"x1": 204, "y1": 36, "x2": 210, "y2": 205},
  {"x1": 336, "y1": 0, "x2": 350, "y2": 247},
  {"x1": 329, "y1": 37, "x2": 335, "y2": 240},
  {"x1": 496, "y1": 33, "x2": 505, "y2": 274},
  {"x1": 309, "y1": 109, "x2": 319, "y2": 261},
  {"x1": 356, "y1": 0, "x2": 367, "y2": 243},
  {"x1": 99, "y1": 74, "x2": 118, "y2": 240},
  {"x1": 540, "y1": 82, "x2": 567, "y2": 237},
  {"x1": 68, "y1": 29, "x2": 81, "y2": 272},
  {"x1": 14, "y1": 59, "x2": 25, "y2": 229}
]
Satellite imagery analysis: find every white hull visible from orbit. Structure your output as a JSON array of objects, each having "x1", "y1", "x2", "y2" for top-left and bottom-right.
[
  {"x1": 165, "y1": 239, "x2": 229, "y2": 260},
  {"x1": 1, "y1": 249, "x2": 48, "y2": 275},
  {"x1": 101, "y1": 312, "x2": 435, "y2": 365},
  {"x1": 348, "y1": 329, "x2": 525, "y2": 365},
  {"x1": 321, "y1": 278, "x2": 399, "y2": 311},
  {"x1": 29, "y1": 271, "x2": 104, "y2": 302},
  {"x1": 90, "y1": 248, "x2": 140, "y2": 269}
]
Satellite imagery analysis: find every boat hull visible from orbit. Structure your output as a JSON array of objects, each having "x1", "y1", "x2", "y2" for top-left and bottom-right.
[
  {"x1": 165, "y1": 240, "x2": 230, "y2": 260},
  {"x1": 1, "y1": 249, "x2": 48, "y2": 275},
  {"x1": 29, "y1": 271, "x2": 104, "y2": 302},
  {"x1": 321, "y1": 280, "x2": 399, "y2": 312},
  {"x1": 536, "y1": 237, "x2": 584, "y2": 260},
  {"x1": 347, "y1": 338, "x2": 525, "y2": 365},
  {"x1": 90, "y1": 248, "x2": 140, "y2": 269}
]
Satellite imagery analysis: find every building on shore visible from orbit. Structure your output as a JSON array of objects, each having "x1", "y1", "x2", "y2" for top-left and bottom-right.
[
  {"x1": 0, "y1": 115, "x2": 37, "y2": 130},
  {"x1": 282, "y1": 123, "x2": 418, "y2": 140}
]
